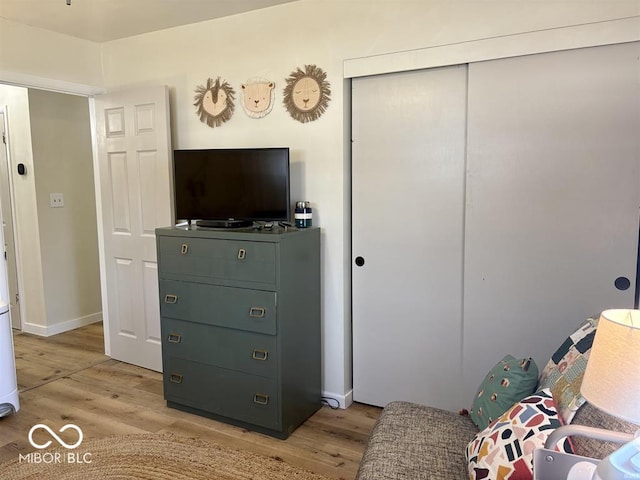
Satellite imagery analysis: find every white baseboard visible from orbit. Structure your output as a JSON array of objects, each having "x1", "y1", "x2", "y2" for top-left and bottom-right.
[
  {"x1": 21, "y1": 312, "x2": 102, "y2": 337},
  {"x1": 322, "y1": 388, "x2": 353, "y2": 409}
]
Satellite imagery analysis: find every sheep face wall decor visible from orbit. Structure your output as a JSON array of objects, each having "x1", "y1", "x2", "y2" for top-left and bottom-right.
[{"x1": 241, "y1": 78, "x2": 275, "y2": 118}]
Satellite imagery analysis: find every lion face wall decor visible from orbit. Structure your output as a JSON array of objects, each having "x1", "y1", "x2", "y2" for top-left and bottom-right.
[
  {"x1": 194, "y1": 77, "x2": 235, "y2": 127},
  {"x1": 283, "y1": 64, "x2": 331, "y2": 123},
  {"x1": 241, "y1": 78, "x2": 275, "y2": 119}
]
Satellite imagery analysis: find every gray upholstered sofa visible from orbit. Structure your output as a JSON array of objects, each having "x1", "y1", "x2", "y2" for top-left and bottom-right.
[
  {"x1": 355, "y1": 315, "x2": 637, "y2": 480},
  {"x1": 355, "y1": 400, "x2": 636, "y2": 480}
]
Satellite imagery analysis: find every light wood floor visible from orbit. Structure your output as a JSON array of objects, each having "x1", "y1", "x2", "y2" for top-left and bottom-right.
[{"x1": 0, "y1": 323, "x2": 381, "y2": 479}]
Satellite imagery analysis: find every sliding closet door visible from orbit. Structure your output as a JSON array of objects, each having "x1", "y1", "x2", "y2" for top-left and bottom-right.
[
  {"x1": 352, "y1": 65, "x2": 467, "y2": 409},
  {"x1": 462, "y1": 43, "x2": 640, "y2": 401}
]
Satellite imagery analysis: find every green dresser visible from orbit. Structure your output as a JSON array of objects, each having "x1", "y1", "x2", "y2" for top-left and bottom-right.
[{"x1": 155, "y1": 226, "x2": 321, "y2": 439}]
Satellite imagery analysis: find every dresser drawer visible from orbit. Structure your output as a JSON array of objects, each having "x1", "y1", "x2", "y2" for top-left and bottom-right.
[
  {"x1": 158, "y1": 236, "x2": 276, "y2": 286},
  {"x1": 160, "y1": 280, "x2": 276, "y2": 335},
  {"x1": 163, "y1": 357, "x2": 280, "y2": 430},
  {"x1": 161, "y1": 318, "x2": 277, "y2": 378}
]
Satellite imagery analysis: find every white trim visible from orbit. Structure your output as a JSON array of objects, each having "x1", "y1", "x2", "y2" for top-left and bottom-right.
[
  {"x1": 0, "y1": 106, "x2": 24, "y2": 331},
  {"x1": 88, "y1": 97, "x2": 111, "y2": 356},
  {"x1": 21, "y1": 312, "x2": 102, "y2": 337},
  {"x1": 322, "y1": 388, "x2": 353, "y2": 409},
  {"x1": 344, "y1": 16, "x2": 640, "y2": 78},
  {"x1": 0, "y1": 70, "x2": 105, "y2": 97}
]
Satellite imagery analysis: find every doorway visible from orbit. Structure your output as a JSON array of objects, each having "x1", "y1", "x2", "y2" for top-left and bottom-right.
[{"x1": 0, "y1": 85, "x2": 102, "y2": 337}]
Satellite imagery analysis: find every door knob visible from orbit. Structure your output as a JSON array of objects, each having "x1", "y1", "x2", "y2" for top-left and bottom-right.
[{"x1": 355, "y1": 256, "x2": 365, "y2": 267}]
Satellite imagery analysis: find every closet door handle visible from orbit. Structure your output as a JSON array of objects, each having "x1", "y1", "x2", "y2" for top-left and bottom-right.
[
  {"x1": 181, "y1": 243, "x2": 189, "y2": 255},
  {"x1": 614, "y1": 276, "x2": 631, "y2": 291},
  {"x1": 167, "y1": 333, "x2": 182, "y2": 343},
  {"x1": 252, "y1": 349, "x2": 269, "y2": 361},
  {"x1": 237, "y1": 248, "x2": 247, "y2": 260},
  {"x1": 169, "y1": 373, "x2": 183, "y2": 384},
  {"x1": 164, "y1": 294, "x2": 178, "y2": 304},
  {"x1": 253, "y1": 393, "x2": 269, "y2": 405},
  {"x1": 249, "y1": 307, "x2": 266, "y2": 318}
]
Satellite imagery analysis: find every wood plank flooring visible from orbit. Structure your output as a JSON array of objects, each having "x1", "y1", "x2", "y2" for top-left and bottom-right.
[{"x1": 0, "y1": 323, "x2": 381, "y2": 479}]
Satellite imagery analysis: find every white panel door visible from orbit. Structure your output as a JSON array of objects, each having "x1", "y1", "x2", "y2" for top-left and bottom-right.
[
  {"x1": 462, "y1": 43, "x2": 640, "y2": 401},
  {"x1": 94, "y1": 86, "x2": 172, "y2": 372},
  {"x1": 352, "y1": 65, "x2": 468, "y2": 409},
  {"x1": 0, "y1": 112, "x2": 21, "y2": 329}
]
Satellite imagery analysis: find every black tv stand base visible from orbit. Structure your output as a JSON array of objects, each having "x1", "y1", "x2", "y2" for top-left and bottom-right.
[{"x1": 195, "y1": 219, "x2": 252, "y2": 228}]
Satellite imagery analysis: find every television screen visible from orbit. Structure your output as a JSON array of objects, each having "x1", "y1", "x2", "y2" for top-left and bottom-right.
[{"x1": 173, "y1": 148, "x2": 290, "y2": 227}]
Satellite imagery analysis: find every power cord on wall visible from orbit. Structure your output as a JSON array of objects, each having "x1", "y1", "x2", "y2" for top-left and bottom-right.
[{"x1": 321, "y1": 397, "x2": 340, "y2": 409}]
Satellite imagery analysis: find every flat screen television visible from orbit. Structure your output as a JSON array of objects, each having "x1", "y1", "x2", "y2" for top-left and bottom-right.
[{"x1": 173, "y1": 147, "x2": 290, "y2": 228}]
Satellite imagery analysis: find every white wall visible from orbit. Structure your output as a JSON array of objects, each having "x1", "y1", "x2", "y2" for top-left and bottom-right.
[
  {"x1": 99, "y1": 0, "x2": 640, "y2": 404},
  {"x1": 0, "y1": 17, "x2": 103, "y2": 93},
  {"x1": 0, "y1": 17, "x2": 104, "y2": 336},
  {"x1": 28, "y1": 89, "x2": 102, "y2": 334}
]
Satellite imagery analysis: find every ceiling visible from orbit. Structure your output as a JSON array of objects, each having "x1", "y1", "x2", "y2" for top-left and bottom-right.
[{"x1": 0, "y1": 0, "x2": 298, "y2": 42}]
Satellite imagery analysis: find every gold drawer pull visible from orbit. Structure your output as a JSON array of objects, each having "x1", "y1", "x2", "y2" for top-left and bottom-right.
[
  {"x1": 169, "y1": 373, "x2": 183, "y2": 384},
  {"x1": 164, "y1": 294, "x2": 178, "y2": 304},
  {"x1": 253, "y1": 393, "x2": 269, "y2": 405},
  {"x1": 237, "y1": 248, "x2": 247, "y2": 260},
  {"x1": 249, "y1": 307, "x2": 265, "y2": 318},
  {"x1": 181, "y1": 243, "x2": 189, "y2": 255},
  {"x1": 252, "y1": 349, "x2": 269, "y2": 361},
  {"x1": 167, "y1": 333, "x2": 182, "y2": 343}
]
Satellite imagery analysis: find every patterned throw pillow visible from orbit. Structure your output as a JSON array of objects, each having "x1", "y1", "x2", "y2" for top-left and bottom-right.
[
  {"x1": 466, "y1": 389, "x2": 573, "y2": 480},
  {"x1": 538, "y1": 315, "x2": 599, "y2": 424},
  {"x1": 470, "y1": 355, "x2": 539, "y2": 429}
]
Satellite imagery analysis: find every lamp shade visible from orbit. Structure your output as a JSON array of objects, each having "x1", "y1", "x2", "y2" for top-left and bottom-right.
[{"x1": 581, "y1": 309, "x2": 640, "y2": 425}]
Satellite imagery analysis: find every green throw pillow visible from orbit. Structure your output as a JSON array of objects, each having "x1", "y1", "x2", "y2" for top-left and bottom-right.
[{"x1": 470, "y1": 355, "x2": 539, "y2": 429}]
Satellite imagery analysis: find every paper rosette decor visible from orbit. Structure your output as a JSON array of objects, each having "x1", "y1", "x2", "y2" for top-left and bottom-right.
[
  {"x1": 283, "y1": 64, "x2": 331, "y2": 123},
  {"x1": 194, "y1": 77, "x2": 235, "y2": 127}
]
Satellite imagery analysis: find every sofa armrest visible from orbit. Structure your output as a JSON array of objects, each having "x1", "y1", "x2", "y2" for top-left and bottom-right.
[
  {"x1": 355, "y1": 401, "x2": 478, "y2": 480},
  {"x1": 570, "y1": 403, "x2": 638, "y2": 459}
]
